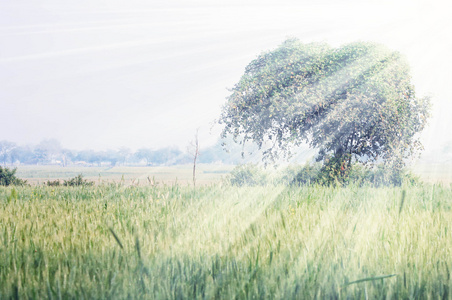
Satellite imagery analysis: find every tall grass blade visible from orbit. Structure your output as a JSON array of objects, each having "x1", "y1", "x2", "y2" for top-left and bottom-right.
[
  {"x1": 12, "y1": 284, "x2": 19, "y2": 300},
  {"x1": 108, "y1": 228, "x2": 123, "y2": 249},
  {"x1": 343, "y1": 274, "x2": 397, "y2": 286},
  {"x1": 399, "y1": 190, "x2": 406, "y2": 215},
  {"x1": 135, "y1": 236, "x2": 141, "y2": 260}
]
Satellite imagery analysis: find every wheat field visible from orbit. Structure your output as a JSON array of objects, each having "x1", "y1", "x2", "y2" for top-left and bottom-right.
[{"x1": 1, "y1": 181, "x2": 451, "y2": 299}]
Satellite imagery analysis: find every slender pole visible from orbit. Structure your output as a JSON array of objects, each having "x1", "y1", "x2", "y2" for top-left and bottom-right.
[{"x1": 192, "y1": 130, "x2": 199, "y2": 188}]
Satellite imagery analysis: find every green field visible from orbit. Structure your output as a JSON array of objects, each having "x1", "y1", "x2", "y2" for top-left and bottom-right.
[
  {"x1": 1, "y1": 180, "x2": 451, "y2": 298},
  {"x1": 13, "y1": 162, "x2": 452, "y2": 187},
  {"x1": 14, "y1": 164, "x2": 235, "y2": 186}
]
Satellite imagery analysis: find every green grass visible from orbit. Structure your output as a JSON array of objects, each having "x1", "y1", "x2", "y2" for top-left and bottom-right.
[{"x1": 1, "y1": 183, "x2": 451, "y2": 299}]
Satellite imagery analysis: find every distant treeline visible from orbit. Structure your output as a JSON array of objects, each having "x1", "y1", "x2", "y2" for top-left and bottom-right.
[
  {"x1": 2, "y1": 138, "x2": 450, "y2": 167},
  {"x1": 0, "y1": 139, "x2": 251, "y2": 167}
]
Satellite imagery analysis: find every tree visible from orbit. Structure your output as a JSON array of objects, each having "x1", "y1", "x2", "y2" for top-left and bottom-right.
[
  {"x1": 0, "y1": 140, "x2": 16, "y2": 165},
  {"x1": 60, "y1": 149, "x2": 74, "y2": 167},
  {"x1": 10, "y1": 146, "x2": 34, "y2": 165},
  {"x1": 152, "y1": 147, "x2": 184, "y2": 165},
  {"x1": 118, "y1": 147, "x2": 131, "y2": 166},
  {"x1": 104, "y1": 150, "x2": 121, "y2": 166},
  {"x1": 219, "y1": 39, "x2": 430, "y2": 182},
  {"x1": 75, "y1": 150, "x2": 100, "y2": 166},
  {"x1": 135, "y1": 148, "x2": 154, "y2": 166},
  {"x1": 34, "y1": 139, "x2": 62, "y2": 164}
]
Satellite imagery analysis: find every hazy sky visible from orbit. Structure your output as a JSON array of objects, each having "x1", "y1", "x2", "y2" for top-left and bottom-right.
[{"x1": 1, "y1": 0, "x2": 451, "y2": 152}]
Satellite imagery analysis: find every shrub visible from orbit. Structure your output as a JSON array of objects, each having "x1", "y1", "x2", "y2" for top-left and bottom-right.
[
  {"x1": 401, "y1": 171, "x2": 422, "y2": 186},
  {"x1": 278, "y1": 163, "x2": 321, "y2": 186},
  {"x1": 46, "y1": 179, "x2": 61, "y2": 186},
  {"x1": 63, "y1": 174, "x2": 94, "y2": 187},
  {"x1": 228, "y1": 164, "x2": 268, "y2": 186},
  {"x1": 347, "y1": 164, "x2": 421, "y2": 187},
  {"x1": 0, "y1": 166, "x2": 27, "y2": 186},
  {"x1": 286, "y1": 163, "x2": 421, "y2": 187}
]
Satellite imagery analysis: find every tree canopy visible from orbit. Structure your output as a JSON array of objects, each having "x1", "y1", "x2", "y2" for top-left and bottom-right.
[{"x1": 219, "y1": 39, "x2": 430, "y2": 180}]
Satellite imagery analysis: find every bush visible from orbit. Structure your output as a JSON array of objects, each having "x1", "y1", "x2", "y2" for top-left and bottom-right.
[
  {"x1": 0, "y1": 166, "x2": 27, "y2": 186},
  {"x1": 286, "y1": 163, "x2": 421, "y2": 187},
  {"x1": 347, "y1": 165, "x2": 421, "y2": 187},
  {"x1": 46, "y1": 179, "x2": 61, "y2": 186},
  {"x1": 227, "y1": 164, "x2": 268, "y2": 186},
  {"x1": 278, "y1": 163, "x2": 321, "y2": 186},
  {"x1": 63, "y1": 174, "x2": 94, "y2": 187}
]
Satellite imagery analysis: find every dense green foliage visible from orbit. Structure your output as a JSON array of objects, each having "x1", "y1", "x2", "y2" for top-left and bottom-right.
[
  {"x1": 0, "y1": 166, "x2": 27, "y2": 186},
  {"x1": 220, "y1": 39, "x2": 431, "y2": 182},
  {"x1": 1, "y1": 183, "x2": 451, "y2": 298}
]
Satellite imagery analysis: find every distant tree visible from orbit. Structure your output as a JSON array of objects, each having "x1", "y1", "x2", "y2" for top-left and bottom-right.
[
  {"x1": 74, "y1": 149, "x2": 130, "y2": 166},
  {"x1": 60, "y1": 149, "x2": 74, "y2": 167},
  {"x1": 118, "y1": 147, "x2": 131, "y2": 166},
  {"x1": 153, "y1": 147, "x2": 184, "y2": 165},
  {"x1": 198, "y1": 137, "x2": 260, "y2": 164},
  {"x1": 10, "y1": 146, "x2": 34, "y2": 164},
  {"x1": 104, "y1": 150, "x2": 121, "y2": 166},
  {"x1": 0, "y1": 140, "x2": 16, "y2": 165},
  {"x1": 34, "y1": 139, "x2": 62, "y2": 164},
  {"x1": 220, "y1": 39, "x2": 431, "y2": 183},
  {"x1": 135, "y1": 148, "x2": 154, "y2": 166},
  {"x1": 75, "y1": 150, "x2": 100, "y2": 166},
  {"x1": 32, "y1": 148, "x2": 47, "y2": 165},
  {"x1": 89, "y1": 152, "x2": 104, "y2": 167}
]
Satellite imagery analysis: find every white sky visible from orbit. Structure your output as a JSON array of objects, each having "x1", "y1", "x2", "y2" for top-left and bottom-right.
[{"x1": 1, "y1": 0, "x2": 451, "y2": 152}]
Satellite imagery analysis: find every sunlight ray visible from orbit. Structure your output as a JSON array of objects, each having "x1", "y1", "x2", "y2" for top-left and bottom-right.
[{"x1": 0, "y1": 27, "x2": 285, "y2": 64}]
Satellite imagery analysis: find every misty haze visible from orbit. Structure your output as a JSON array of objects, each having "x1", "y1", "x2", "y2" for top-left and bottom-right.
[{"x1": 1, "y1": 0, "x2": 451, "y2": 299}]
